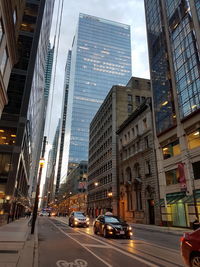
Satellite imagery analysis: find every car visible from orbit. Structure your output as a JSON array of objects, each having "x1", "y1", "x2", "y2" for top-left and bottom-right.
[
  {"x1": 180, "y1": 228, "x2": 200, "y2": 267},
  {"x1": 68, "y1": 211, "x2": 90, "y2": 227},
  {"x1": 39, "y1": 211, "x2": 49, "y2": 216},
  {"x1": 93, "y1": 215, "x2": 133, "y2": 239}
]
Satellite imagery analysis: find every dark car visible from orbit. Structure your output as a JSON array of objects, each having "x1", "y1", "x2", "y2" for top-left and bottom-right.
[
  {"x1": 68, "y1": 211, "x2": 89, "y2": 227},
  {"x1": 93, "y1": 215, "x2": 133, "y2": 239},
  {"x1": 180, "y1": 228, "x2": 200, "y2": 267}
]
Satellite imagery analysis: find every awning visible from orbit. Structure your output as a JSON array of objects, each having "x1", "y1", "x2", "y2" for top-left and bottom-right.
[
  {"x1": 183, "y1": 190, "x2": 200, "y2": 204},
  {"x1": 155, "y1": 192, "x2": 186, "y2": 207}
]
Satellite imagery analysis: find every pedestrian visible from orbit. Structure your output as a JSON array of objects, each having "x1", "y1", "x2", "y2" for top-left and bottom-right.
[
  {"x1": 105, "y1": 208, "x2": 113, "y2": 216},
  {"x1": 192, "y1": 217, "x2": 200, "y2": 231}
]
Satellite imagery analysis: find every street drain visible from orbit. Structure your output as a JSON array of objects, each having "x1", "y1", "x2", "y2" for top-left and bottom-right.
[{"x1": 0, "y1": 250, "x2": 18, "y2": 254}]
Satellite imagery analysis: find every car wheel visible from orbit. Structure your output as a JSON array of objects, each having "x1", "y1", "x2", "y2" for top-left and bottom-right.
[
  {"x1": 94, "y1": 226, "x2": 98, "y2": 234},
  {"x1": 103, "y1": 228, "x2": 107, "y2": 238},
  {"x1": 191, "y1": 253, "x2": 200, "y2": 267}
]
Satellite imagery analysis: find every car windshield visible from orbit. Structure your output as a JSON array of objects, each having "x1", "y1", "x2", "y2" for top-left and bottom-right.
[
  {"x1": 105, "y1": 216, "x2": 121, "y2": 223},
  {"x1": 74, "y1": 212, "x2": 85, "y2": 218}
]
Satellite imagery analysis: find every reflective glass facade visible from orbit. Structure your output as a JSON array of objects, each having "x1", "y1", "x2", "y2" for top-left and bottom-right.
[
  {"x1": 145, "y1": 0, "x2": 175, "y2": 134},
  {"x1": 165, "y1": 0, "x2": 200, "y2": 118},
  {"x1": 145, "y1": 0, "x2": 200, "y2": 134},
  {"x1": 62, "y1": 14, "x2": 132, "y2": 177}
]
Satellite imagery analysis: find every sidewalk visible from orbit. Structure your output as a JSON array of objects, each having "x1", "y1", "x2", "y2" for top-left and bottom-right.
[
  {"x1": 131, "y1": 223, "x2": 191, "y2": 236},
  {"x1": 0, "y1": 218, "x2": 38, "y2": 267}
]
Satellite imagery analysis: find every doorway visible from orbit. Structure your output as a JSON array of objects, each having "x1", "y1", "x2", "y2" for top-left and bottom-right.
[{"x1": 148, "y1": 199, "x2": 155, "y2": 224}]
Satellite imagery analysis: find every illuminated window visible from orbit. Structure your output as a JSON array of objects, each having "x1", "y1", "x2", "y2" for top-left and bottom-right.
[
  {"x1": 0, "y1": 128, "x2": 17, "y2": 145},
  {"x1": 187, "y1": 129, "x2": 200, "y2": 149},
  {"x1": 165, "y1": 169, "x2": 179, "y2": 185},
  {"x1": 162, "y1": 139, "x2": 180, "y2": 159}
]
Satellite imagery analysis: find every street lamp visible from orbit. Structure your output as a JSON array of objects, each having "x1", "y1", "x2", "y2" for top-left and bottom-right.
[
  {"x1": 94, "y1": 182, "x2": 99, "y2": 187},
  {"x1": 31, "y1": 137, "x2": 46, "y2": 234}
]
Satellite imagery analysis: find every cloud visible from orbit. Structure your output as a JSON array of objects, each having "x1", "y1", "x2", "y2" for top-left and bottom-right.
[{"x1": 46, "y1": 0, "x2": 150, "y2": 143}]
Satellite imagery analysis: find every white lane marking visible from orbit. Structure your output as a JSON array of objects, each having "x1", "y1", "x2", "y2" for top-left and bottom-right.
[
  {"x1": 81, "y1": 244, "x2": 112, "y2": 248},
  {"x1": 52, "y1": 219, "x2": 158, "y2": 267},
  {"x1": 50, "y1": 220, "x2": 112, "y2": 267},
  {"x1": 56, "y1": 259, "x2": 88, "y2": 267}
]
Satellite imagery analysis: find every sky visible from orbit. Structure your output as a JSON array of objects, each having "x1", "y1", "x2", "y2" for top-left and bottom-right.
[{"x1": 45, "y1": 0, "x2": 150, "y2": 144}]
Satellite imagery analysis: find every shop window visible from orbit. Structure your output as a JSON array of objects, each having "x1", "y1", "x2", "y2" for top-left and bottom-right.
[
  {"x1": 193, "y1": 161, "x2": 200, "y2": 180},
  {"x1": 187, "y1": 129, "x2": 200, "y2": 149},
  {"x1": 165, "y1": 169, "x2": 180, "y2": 185},
  {"x1": 0, "y1": 128, "x2": 17, "y2": 145},
  {"x1": 162, "y1": 139, "x2": 180, "y2": 159}
]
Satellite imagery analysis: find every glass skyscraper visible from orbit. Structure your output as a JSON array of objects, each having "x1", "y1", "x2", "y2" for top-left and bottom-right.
[
  {"x1": 61, "y1": 13, "x2": 132, "y2": 179},
  {"x1": 145, "y1": 0, "x2": 200, "y2": 227}
]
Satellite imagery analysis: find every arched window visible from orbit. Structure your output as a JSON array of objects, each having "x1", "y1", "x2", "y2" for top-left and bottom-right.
[{"x1": 125, "y1": 167, "x2": 132, "y2": 182}]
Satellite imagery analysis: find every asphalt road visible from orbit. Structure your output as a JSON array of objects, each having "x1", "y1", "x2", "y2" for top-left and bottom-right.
[{"x1": 38, "y1": 217, "x2": 184, "y2": 267}]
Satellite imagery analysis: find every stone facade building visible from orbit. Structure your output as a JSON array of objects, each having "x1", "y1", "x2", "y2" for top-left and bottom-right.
[
  {"x1": 87, "y1": 77, "x2": 151, "y2": 217},
  {"x1": 117, "y1": 99, "x2": 160, "y2": 225}
]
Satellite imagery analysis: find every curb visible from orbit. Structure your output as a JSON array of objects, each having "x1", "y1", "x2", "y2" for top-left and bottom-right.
[
  {"x1": 131, "y1": 224, "x2": 191, "y2": 236},
  {"x1": 33, "y1": 219, "x2": 38, "y2": 267}
]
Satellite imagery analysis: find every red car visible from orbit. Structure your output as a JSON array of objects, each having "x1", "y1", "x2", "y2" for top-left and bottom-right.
[{"x1": 180, "y1": 228, "x2": 200, "y2": 267}]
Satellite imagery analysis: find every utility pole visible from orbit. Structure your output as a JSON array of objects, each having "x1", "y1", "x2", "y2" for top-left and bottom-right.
[{"x1": 31, "y1": 136, "x2": 47, "y2": 234}]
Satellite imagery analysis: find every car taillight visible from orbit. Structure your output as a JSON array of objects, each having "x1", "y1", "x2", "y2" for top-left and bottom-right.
[{"x1": 180, "y1": 236, "x2": 185, "y2": 242}]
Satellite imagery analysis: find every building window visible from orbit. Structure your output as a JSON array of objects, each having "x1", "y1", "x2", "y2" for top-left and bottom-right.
[
  {"x1": 128, "y1": 94, "x2": 132, "y2": 102},
  {"x1": 135, "y1": 125, "x2": 138, "y2": 135},
  {"x1": 127, "y1": 131, "x2": 130, "y2": 139},
  {"x1": 0, "y1": 20, "x2": 4, "y2": 43},
  {"x1": 136, "y1": 190, "x2": 142, "y2": 210},
  {"x1": 0, "y1": 128, "x2": 17, "y2": 145},
  {"x1": 13, "y1": 9, "x2": 17, "y2": 25},
  {"x1": 165, "y1": 169, "x2": 179, "y2": 185},
  {"x1": 187, "y1": 129, "x2": 200, "y2": 150},
  {"x1": 132, "y1": 128, "x2": 135, "y2": 137},
  {"x1": 135, "y1": 96, "x2": 140, "y2": 105},
  {"x1": 143, "y1": 118, "x2": 147, "y2": 129},
  {"x1": 0, "y1": 153, "x2": 11, "y2": 177},
  {"x1": 162, "y1": 140, "x2": 180, "y2": 159},
  {"x1": 145, "y1": 160, "x2": 151, "y2": 175},
  {"x1": 128, "y1": 104, "x2": 133, "y2": 113},
  {"x1": 145, "y1": 136, "x2": 149, "y2": 148},
  {"x1": 141, "y1": 96, "x2": 146, "y2": 103},
  {"x1": 192, "y1": 161, "x2": 200, "y2": 180},
  {"x1": 0, "y1": 48, "x2": 8, "y2": 75}
]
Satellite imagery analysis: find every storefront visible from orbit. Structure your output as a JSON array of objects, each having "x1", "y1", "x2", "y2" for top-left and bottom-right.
[{"x1": 158, "y1": 190, "x2": 200, "y2": 227}]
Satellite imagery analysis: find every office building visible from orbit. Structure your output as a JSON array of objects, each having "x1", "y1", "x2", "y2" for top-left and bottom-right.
[
  {"x1": 0, "y1": 0, "x2": 25, "y2": 117},
  {"x1": 43, "y1": 119, "x2": 60, "y2": 205},
  {"x1": 87, "y1": 77, "x2": 151, "y2": 216},
  {"x1": 61, "y1": 13, "x2": 132, "y2": 180},
  {"x1": 145, "y1": 0, "x2": 200, "y2": 227},
  {"x1": 0, "y1": 0, "x2": 54, "y2": 224},
  {"x1": 55, "y1": 50, "x2": 72, "y2": 196},
  {"x1": 117, "y1": 99, "x2": 160, "y2": 225}
]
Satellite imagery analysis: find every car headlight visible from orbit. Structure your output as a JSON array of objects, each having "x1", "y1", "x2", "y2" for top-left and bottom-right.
[
  {"x1": 128, "y1": 226, "x2": 132, "y2": 231},
  {"x1": 86, "y1": 217, "x2": 89, "y2": 221},
  {"x1": 74, "y1": 218, "x2": 78, "y2": 222},
  {"x1": 107, "y1": 225, "x2": 113, "y2": 230}
]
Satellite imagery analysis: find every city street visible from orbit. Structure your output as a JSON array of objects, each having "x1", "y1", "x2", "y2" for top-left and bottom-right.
[{"x1": 38, "y1": 217, "x2": 184, "y2": 267}]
